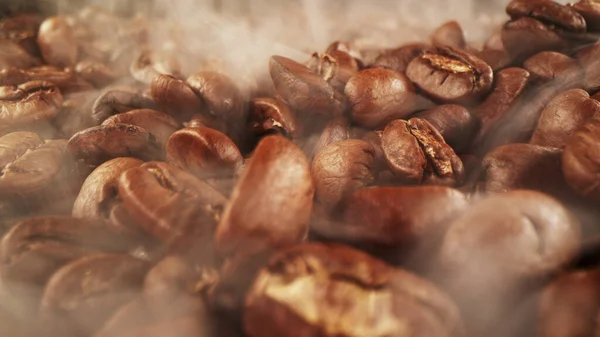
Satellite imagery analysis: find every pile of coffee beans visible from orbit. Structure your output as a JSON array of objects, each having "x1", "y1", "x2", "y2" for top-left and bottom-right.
[{"x1": 1, "y1": 0, "x2": 600, "y2": 336}]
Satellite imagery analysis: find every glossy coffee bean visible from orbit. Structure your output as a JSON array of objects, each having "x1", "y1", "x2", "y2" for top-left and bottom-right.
[
  {"x1": 269, "y1": 55, "x2": 346, "y2": 117},
  {"x1": 37, "y1": 16, "x2": 77, "y2": 68},
  {"x1": 373, "y1": 43, "x2": 432, "y2": 73},
  {"x1": 150, "y1": 74, "x2": 202, "y2": 121},
  {"x1": 91, "y1": 86, "x2": 157, "y2": 124},
  {"x1": 523, "y1": 51, "x2": 581, "y2": 83},
  {"x1": 244, "y1": 243, "x2": 464, "y2": 337},
  {"x1": 0, "y1": 39, "x2": 41, "y2": 70},
  {"x1": 431, "y1": 21, "x2": 466, "y2": 49},
  {"x1": 0, "y1": 81, "x2": 63, "y2": 132},
  {"x1": 406, "y1": 47, "x2": 493, "y2": 104},
  {"x1": 506, "y1": 0, "x2": 587, "y2": 33},
  {"x1": 414, "y1": 104, "x2": 476, "y2": 153},
  {"x1": 166, "y1": 127, "x2": 243, "y2": 180},
  {"x1": 531, "y1": 89, "x2": 600, "y2": 148},
  {"x1": 312, "y1": 139, "x2": 375, "y2": 211},
  {"x1": 572, "y1": 0, "x2": 600, "y2": 31},
  {"x1": 563, "y1": 115, "x2": 600, "y2": 201},
  {"x1": 250, "y1": 97, "x2": 301, "y2": 139},
  {"x1": 476, "y1": 48, "x2": 511, "y2": 72},
  {"x1": 215, "y1": 135, "x2": 314, "y2": 257},
  {"x1": 501, "y1": 17, "x2": 568, "y2": 62},
  {"x1": 102, "y1": 109, "x2": 180, "y2": 147}
]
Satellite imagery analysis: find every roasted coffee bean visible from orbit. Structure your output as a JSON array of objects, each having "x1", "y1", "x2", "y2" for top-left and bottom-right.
[
  {"x1": 563, "y1": 114, "x2": 600, "y2": 201},
  {"x1": 91, "y1": 86, "x2": 157, "y2": 124},
  {"x1": 346, "y1": 68, "x2": 425, "y2": 128},
  {"x1": 67, "y1": 123, "x2": 162, "y2": 167},
  {"x1": 0, "y1": 66, "x2": 75, "y2": 88},
  {"x1": 472, "y1": 67, "x2": 530, "y2": 155},
  {"x1": 414, "y1": 104, "x2": 476, "y2": 153},
  {"x1": 215, "y1": 135, "x2": 314, "y2": 257},
  {"x1": 572, "y1": 0, "x2": 600, "y2": 32},
  {"x1": 577, "y1": 41, "x2": 600, "y2": 92},
  {"x1": 130, "y1": 50, "x2": 181, "y2": 85},
  {"x1": 312, "y1": 116, "x2": 353, "y2": 157},
  {"x1": 479, "y1": 143, "x2": 572, "y2": 198},
  {"x1": 538, "y1": 269, "x2": 600, "y2": 337},
  {"x1": 381, "y1": 118, "x2": 465, "y2": 186},
  {"x1": 0, "y1": 14, "x2": 42, "y2": 57},
  {"x1": 0, "y1": 39, "x2": 40, "y2": 70},
  {"x1": 530, "y1": 89, "x2": 600, "y2": 148},
  {"x1": 484, "y1": 31, "x2": 504, "y2": 51},
  {"x1": 431, "y1": 21, "x2": 467, "y2": 49},
  {"x1": 269, "y1": 55, "x2": 346, "y2": 117},
  {"x1": 307, "y1": 50, "x2": 360, "y2": 92},
  {"x1": 325, "y1": 40, "x2": 363, "y2": 61},
  {"x1": 406, "y1": 47, "x2": 493, "y2": 104},
  {"x1": 40, "y1": 253, "x2": 149, "y2": 337},
  {"x1": 437, "y1": 190, "x2": 580, "y2": 336},
  {"x1": 150, "y1": 74, "x2": 202, "y2": 121},
  {"x1": 312, "y1": 140, "x2": 375, "y2": 211},
  {"x1": 102, "y1": 109, "x2": 180, "y2": 147},
  {"x1": 74, "y1": 59, "x2": 116, "y2": 87},
  {"x1": 506, "y1": 0, "x2": 587, "y2": 33},
  {"x1": 476, "y1": 48, "x2": 511, "y2": 72},
  {"x1": 37, "y1": 16, "x2": 77, "y2": 68},
  {"x1": 166, "y1": 127, "x2": 243, "y2": 180},
  {"x1": 373, "y1": 43, "x2": 432, "y2": 73},
  {"x1": 523, "y1": 51, "x2": 581, "y2": 83},
  {"x1": 250, "y1": 97, "x2": 301, "y2": 139},
  {"x1": 0, "y1": 81, "x2": 62, "y2": 133},
  {"x1": 244, "y1": 243, "x2": 464, "y2": 337},
  {"x1": 118, "y1": 161, "x2": 227, "y2": 251},
  {"x1": 501, "y1": 17, "x2": 568, "y2": 62}
]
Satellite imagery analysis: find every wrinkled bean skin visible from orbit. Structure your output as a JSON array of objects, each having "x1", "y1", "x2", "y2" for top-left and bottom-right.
[
  {"x1": 523, "y1": 52, "x2": 581, "y2": 83},
  {"x1": 67, "y1": 123, "x2": 162, "y2": 167},
  {"x1": 563, "y1": 115, "x2": 600, "y2": 202},
  {"x1": 345, "y1": 68, "x2": 423, "y2": 128},
  {"x1": 312, "y1": 140, "x2": 375, "y2": 211},
  {"x1": 506, "y1": 0, "x2": 587, "y2": 33},
  {"x1": 37, "y1": 16, "x2": 77, "y2": 68},
  {"x1": 244, "y1": 243, "x2": 464, "y2": 337},
  {"x1": 373, "y1": 43, "x2": 432, "y2": 73},
  {"x1": 0, "y1": 81, "x2": 63, "y2": 132},
  {"x1": 406, "y1": 47, "x2": 493, "y2": 104},
  {"x1": 501, "y1": 17, "x2": 568, "y2": 62},
  {"x1": 91, "y1": 87, "x2": 157, "y2": 124},
  {"x1": 0, "y1": 39, "x2": 41, "y2": 70},
  {"x1": 572, "y1": 0, "x2": 600, "y2": 32},
  {"x1": 215, "y1": 135, "x2": 314, "y2": 257},
  {"x1": 530, "y1": 89, "x2": 600, "y2": 148},
  {"x1": 118, "y1": 161, "x2": 227, "y2": 251},
  {"x1": 437, "y1": 190, "x2": 580, "y2": 337},
  {"x1": 432, "y1": 21, "x2": 466, "y2": 49},
  {"x1": 414, "y1": 104, "x2": 476, "y2": 153},
  {"x1": 150, "y1": 74, "x2": 202, "y2": 121},
  {"x1": 269, "y1": 55, "x2": 346, "y2": 117},
  {"x1": 39, "y1": 254, "x2": 149, "y2": 337},
  {"x1": 102, "y1": 109, "x2": 180, "y2": 147},
  {"x1": 538, "y1": 269, "x2": 600, "y2": 337},
  {"x1": 250, "y1": 97, "x2": 301, "y2": 139},
  {"x1": 166, "y1": 127, "x2": 243, "y2": 180}
]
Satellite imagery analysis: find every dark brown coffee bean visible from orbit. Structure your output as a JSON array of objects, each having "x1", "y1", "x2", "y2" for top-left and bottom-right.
[
  {"x1": 476, "y1": 48, "x2": 511, "y2": 72},
  {"x1": 67, "y1": 123, "x2": 162, "y2": 167},
  {"x1": 102, "y1": 109, "x2": 180, "y2": 147},
  {"x1": 312, "y1": 116, "x2": 353, "y2": 157},
  {"x1": 479, "y1": 144, "x2": 572, "y2": 198},
  {"x1": 0, "y1": 39, "x2": 40, "y2": 70},
  {"x1": 414, "y1": 104, "x2": 476, "y2": 153},
  {"x1": 166, "y1": 127, "x2": 243, "y2": 180},
  {"x1": 244, "y1": 243, "x2": 464, "y2": 337},
  {"x1": 215, "y1": 135, "x2": 314, "y2": 257},
  {"x1": 432, "y1": 21, "x2": 467, "y2": 49},
  {"x1": 130, "y1": 50, "x2": 181, "y2": 85},
  {"x1": 472, "y1": 67, "x2": 530, "y2": 154},
  {"x1": 312, "y1": 139, "x2": 374, "y2": 211},
  {"x1": 373, "y1": 43, "x2": 432, "y2": 73},
  {"x1": 346, "y1": 68, "x2": 424, "y2": 128},
  {"x1": 40, "y1": 253, "x2": 149, "y2": 337},
  {"x1": 538, "y1": 269, "x2": 600, "y2": 337},
  {"x1": 572, "y1": 0, "x2": 600, "y2": 31},
  {"x1": 523, "y1": 51, "x2": 581, "y2": 83},
  {"x1": 406, "y1": 47, "x2": 493, "y2": 104},
  {"x1": 0, "y1": 81, "x2": 62, "y2": 133},
  {"x1": 118, "y1": 161, "x2": 227, "y2": 251},
  {"x1": 506, "y1": 0, "x2": 587, "y2": 33},
  {"x1": 74, "y1": 59, "x2": 116, "y2": 87},
  {"x1": 150, "y1": 74, "x2": 202, "y2": 121},
  {"x1": 37, "y1": 16, "x2": 77, "y2": 68},
  {"x1": 563, "y1": 114, "x2": 600, "y2": 201},
  {"x1": 501, "y1": 17, "x2": 568, "y2": 62},
  {"x1": 382, "y1": 118, "x2": 465, "y2": 186},
  {"x1": 269, "y1": 55, "x2": 346, "y2": 117},
  {"x1": 531, "y1": 89, "x2": 600, "y2": 148},
  {"x1": 250, "y1": 97, "x2": 301, "y2": 139},
  {"x1": 91, "y1": 87, "x2": 157, "y2": 124}
]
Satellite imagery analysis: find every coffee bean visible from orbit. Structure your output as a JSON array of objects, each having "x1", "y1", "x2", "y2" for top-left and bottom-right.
[
  {"x1": 576, "y1": 41, "x2": 600, "y2": 92},
  {"x1": 432, "y1": 21, "x2": 467, "y2": 49},
  {"x1": 523, "y1": 51, "x2": 582, "y2": 83},
  {"x1": 373, "y1": 43, "x2": 432, "y2": 73},
  {"x1": 530, "y1": 89, "x2": 600, "y2": 148},
  {"x1": 0, "y1": 39, "x2": 41, "y2": 70},
  {"x1": 0, "y1": 14, "x2": 42, "y2": 57},
  {"x1": 307, "y1": 50, "x2": 361, "y2": 92},
  {"x1": 102, "y1": 109, "x2": 180, "y2": 147},
  {"x1": 215, "y1": 135, "x2": 314, "y2": 257},
  {"x1": 250, "y1": 97, "x2": 301, "y2": 139},
  {"x1": 269, "y1": 55, "x2": 346, "y2": 117},
  {"x1": 414, "y1": 104, "x2": 476, "y2": 153},
  {"x1": 0, "y1": 81, "x2": 63, "y2": 133},
  {"x1": 150, "y1": 74, "x2": 202, "y2": 121},
  {"x1": 244, "y1": 243, "x2": 464, "y2": 337},
  {"x1": 563, "y1": 114, "x2": 600, "y2": 201},
  {"x1": 476, "y1": 48, "x2": 511, "y2": 72},
  {"x1": 406, "y1": 47, "x2": 493, "y2": 104},
  {"x1": 130, "y1": 49, "x2": 181, "y2": 85},
  {"x1": 75, "y1": 59, "x2": 116, "y2": 87},
  {"x1": 572, "y1": 0, "x2": 600, "y2": 32},
  {"x1": 506, "y1": 0, "x2": 587, "y2": 33},
  {"x1": 312, "y1": 116, "x2": 353, "y2": 157},
  {"x1": 346, "y1": 68, "x2": 426, "y2": 128},
  {"x1": 91, "y1": 86, "x2": 157, "y2": 124},
  {"x1": 37, "y1": 16, "x2": 78, "y2": 68},
  {"x1": 501, "y1": 17, "x2": 568, "y2": 62}
]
